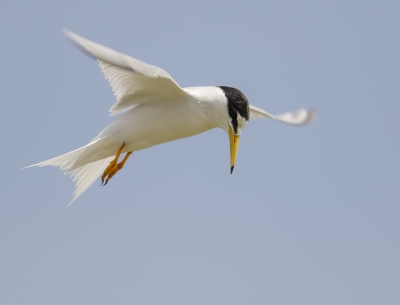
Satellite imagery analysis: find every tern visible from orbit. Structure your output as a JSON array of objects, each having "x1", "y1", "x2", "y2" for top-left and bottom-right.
[{"x1": 26, "y1": 30, "x2": 315, "y2": 206}]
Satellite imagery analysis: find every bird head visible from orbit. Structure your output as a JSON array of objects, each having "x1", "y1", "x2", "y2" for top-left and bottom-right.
[{"x1": 218, "y1": 86, "x2": 249, "y2": 174}]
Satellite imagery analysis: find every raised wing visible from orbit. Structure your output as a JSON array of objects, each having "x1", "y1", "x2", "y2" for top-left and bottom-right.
[
  {"x1": 249, "y1": 105, "x2": 315, "y2": 125},
  {"x1": 64, "y1": 29, "x2": 187, "y2": 116}
]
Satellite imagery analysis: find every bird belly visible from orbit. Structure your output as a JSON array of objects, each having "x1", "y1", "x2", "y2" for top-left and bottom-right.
[
  {"x1": 122, "y1": 103, "x2": 214, "y2": 151},
  {"x1": 73, "y1": 102, "x2": 216, "y2": 168}
]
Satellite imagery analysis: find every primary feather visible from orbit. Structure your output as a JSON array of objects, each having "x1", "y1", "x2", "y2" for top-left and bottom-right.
[
  {"x1": 64, "y1": 29, "x2": 186, "y2": 116},
  {"x1": 249, "y1": 105, "x2": 315, "y2": 125}
]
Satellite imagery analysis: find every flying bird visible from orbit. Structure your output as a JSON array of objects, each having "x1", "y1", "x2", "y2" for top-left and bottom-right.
[{"x1": 26, "y1": 30, "x2": 315, "y2": 207}]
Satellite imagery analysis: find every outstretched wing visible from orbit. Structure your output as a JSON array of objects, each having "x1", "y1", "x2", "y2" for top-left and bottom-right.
[
  {"x1": 64, "y1": 29, "x2": 187, "y2": 116},
  {"x1": 249, "y1": 105, "x2": 315, "y2": 125}
]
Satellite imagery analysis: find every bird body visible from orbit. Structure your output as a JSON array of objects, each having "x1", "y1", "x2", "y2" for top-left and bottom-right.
[
  {"x1": 73, "y1": 86, "x2": 231, "y2": 169},
  {"x1": 26, "y1": 30, "x2": 315, "y2": 206}
]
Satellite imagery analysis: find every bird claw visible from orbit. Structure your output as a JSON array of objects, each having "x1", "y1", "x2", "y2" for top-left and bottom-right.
[
  {"x1": 99, "y1": 178, "x2": 110, "y2": 186},
  {"x1": 99, "y1": 142, "x2": 132, "y2": 186}
]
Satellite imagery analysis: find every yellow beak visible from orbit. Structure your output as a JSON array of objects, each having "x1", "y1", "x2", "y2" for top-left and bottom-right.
[{"x1": 229, "y1": 126, "x2": 240, "y2": 174}]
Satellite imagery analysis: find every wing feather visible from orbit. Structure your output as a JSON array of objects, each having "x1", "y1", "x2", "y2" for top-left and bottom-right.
[
  {"x1": 249, "y1": 105, "x2": 315, "y2": 125},
  {"x1": 64, "y1": 29, "x2": 187, "y2": 115}
]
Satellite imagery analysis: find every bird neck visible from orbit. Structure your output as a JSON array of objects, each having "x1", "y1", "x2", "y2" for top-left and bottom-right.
[{"x1": 183, "y1": 86, "x2": 231, "y2": 131}]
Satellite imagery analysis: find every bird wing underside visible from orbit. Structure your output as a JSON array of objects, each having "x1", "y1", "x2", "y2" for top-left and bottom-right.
[
  {"x1": 64, "y1": 29, "x2": 187, "y2": 116},
  {"x1": 249, "y1": 105, "x2": 315, "y2": 125}
]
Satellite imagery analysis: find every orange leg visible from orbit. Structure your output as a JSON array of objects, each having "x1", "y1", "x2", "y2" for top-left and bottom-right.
[{"x1": 101, "y1": 142, "x2": 133, "y2": 185}]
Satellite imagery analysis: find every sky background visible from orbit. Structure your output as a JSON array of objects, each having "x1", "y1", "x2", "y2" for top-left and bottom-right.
[{"x1": 1, "y1": 0, "x2": 399, "y2": 304}]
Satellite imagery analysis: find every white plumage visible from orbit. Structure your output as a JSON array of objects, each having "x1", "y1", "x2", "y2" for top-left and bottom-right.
[{"x1": 25, "y1": 30, "x2": 315, "y2": 207}]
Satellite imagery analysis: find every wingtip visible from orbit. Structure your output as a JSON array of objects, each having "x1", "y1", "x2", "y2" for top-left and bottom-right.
[
  {"x1": 63, "y1": 28, "x2": 85, "y2": 46},
  {"x1": 62, "y1": 28, "x2": 78, "y2": 38},
  {"x1": 62, "y1": 28, "x2": 75, "y2": 40},
  {"x1": 304, "y1": 107, "x2": 316, "y2": 125},
  {"x1": 275, "y1": 107, "x2": 317, "y2": 126}
]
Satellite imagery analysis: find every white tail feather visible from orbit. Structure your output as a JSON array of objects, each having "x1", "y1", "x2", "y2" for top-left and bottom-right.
[
  {"x1": 24, "y1": 146, "x2": 113, "y2": 207},
  {"x1": 24, "y1": 146, "x2": 87, "y2": 170},
  {"x1": 66, "y1": 157, "x2": 113, "y2": 208}
]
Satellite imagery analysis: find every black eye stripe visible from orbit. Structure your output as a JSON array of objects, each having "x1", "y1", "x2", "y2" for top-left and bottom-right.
[{"x1": 218, "y1": 86, "x2": 249, "y2": 134}]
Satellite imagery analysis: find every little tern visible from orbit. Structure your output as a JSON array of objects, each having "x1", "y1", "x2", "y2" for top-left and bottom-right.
[{"x1": 26, "y1": 30, "x2": 315, "y2": 206}]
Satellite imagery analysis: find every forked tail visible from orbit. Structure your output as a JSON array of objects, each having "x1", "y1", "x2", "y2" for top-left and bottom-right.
[{"x1": 24, "y1": 144, "x2": 113, "y2": 207}]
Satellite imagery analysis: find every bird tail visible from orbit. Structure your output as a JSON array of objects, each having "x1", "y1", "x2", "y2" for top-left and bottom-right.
[{"x1": 24, "y1": 143, "x2": 113, "y2": 208}]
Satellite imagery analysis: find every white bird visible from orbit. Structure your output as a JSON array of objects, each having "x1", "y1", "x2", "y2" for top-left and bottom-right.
[{"x1": 26, "y1": 30, "x2": 315, "y2": 207}]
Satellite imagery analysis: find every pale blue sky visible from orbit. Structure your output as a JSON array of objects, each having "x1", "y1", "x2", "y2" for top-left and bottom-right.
[{"x1": 1, "y1": 1, "x2": 399, "y2": 304}]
